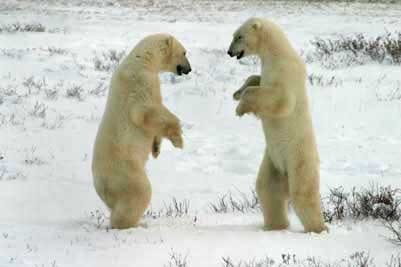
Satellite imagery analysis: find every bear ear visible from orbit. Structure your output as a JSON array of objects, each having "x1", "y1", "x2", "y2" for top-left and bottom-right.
[{"x1": 252, "y1": 21, "x2": 261, "y2": 30}]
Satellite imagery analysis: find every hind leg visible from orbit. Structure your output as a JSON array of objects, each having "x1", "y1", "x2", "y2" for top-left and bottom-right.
[
  {"x1": 256, "y1": 153, "x2": 289, "y2": 230},
  {"x1": 110, "y1": 167, "x2": 152, "y2": 229},
  {"x1": 288, "y1": 160, "x2": 327, "y2": 233},
  {"x1": 111, "y1": 197, "x2": 149, "y2": 229}
]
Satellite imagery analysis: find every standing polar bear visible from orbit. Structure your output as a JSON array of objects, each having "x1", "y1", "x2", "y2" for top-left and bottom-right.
[
  {"x1": 228, "y1": 18, "x2": 327, "y2": 233},
  {"x1": 92, "y1": 34, "x2": 191, "y2": 229}
]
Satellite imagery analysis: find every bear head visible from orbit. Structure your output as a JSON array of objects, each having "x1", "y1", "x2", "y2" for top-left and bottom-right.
[
  {"x1": 132, "y1": 34, "x2": 191, "y2": 76},
  {"x1": 227, "y1": 17, "x2": 263, "y2": 60},
  {"x1": 160, "y1": 35, "x2": 191, "y2": 76}
]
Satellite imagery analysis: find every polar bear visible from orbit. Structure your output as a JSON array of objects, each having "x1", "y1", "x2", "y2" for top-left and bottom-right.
[
  {"x1": 92, "y1": 34, "x2": 191, "y2": 229},
  {"x1": 228, "y1": 18, "x2": 327, "y2": 233}
]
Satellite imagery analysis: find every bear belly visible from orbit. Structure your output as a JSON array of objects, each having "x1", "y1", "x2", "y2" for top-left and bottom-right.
[{"x1": 262, "y1": 120, "x2": 291, "y2": 175}]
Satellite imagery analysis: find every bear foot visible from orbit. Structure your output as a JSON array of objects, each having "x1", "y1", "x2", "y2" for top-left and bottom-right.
[
  {"x1": 304, "y1": 224, "x2": 329, "y2": 234},
  {"x1": 263, "y1": 222, "x2": 289, "y2": 231}
]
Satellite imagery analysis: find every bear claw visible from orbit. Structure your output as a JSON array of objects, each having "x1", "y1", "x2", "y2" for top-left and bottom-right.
[
  {"x1": 171, "y1": 136, "x2": 183, "y2": 149},
  {"x1": 169, "y1": 134, "x2": 184, "y2": 149},
  {"x1": 152, "y1": 143, "x2": 161, "y2": 158}
]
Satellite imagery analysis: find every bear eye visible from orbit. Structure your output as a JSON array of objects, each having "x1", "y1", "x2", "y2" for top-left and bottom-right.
[
  {"x1": 237, "y1": 35, "x2": 242, "y2": 40},
  {"x1": 183, "y1": 51, "x2": 186, "y2": 56}
]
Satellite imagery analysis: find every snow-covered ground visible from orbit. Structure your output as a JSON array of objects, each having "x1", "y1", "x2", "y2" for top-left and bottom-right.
[{"x1": 1, "y1": 1, "x2": 400, "y2": 266}]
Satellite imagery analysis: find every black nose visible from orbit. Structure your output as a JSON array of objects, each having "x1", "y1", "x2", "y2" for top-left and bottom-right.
[{"x1": 228, "y1": 50, "x2": 233, "y2": 57}]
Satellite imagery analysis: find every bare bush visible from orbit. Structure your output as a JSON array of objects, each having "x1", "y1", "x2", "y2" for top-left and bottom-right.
[
  {"x1": 322, "y1": 187, "x2": 348, "y2": 223},
  {"x1": 0, "y1": 166, "x2": 25, "y2": 181},
  {"x1": 211, "y1": 186, "x2": 400, "y2": 220},
  {"x1": 376, "y1": 84, "x2": 401, "y2": 102},
  {"x1": 65, "y1": 85, "x2": 85, "y2": 101},
  {"x1": 222, "y1": 256, "x2": 275, "y2": 267},
  {"x1": 44, "y1": 80, "x2": 65, "y2": 100},
  {"x1": 45, "y1": 88, "x2": 58, "y2": 100},
  {"x1": 89, "y1": 82, "x2": 108, "y2": 96},
  {"x1": 41, "y1": 114, "x2": 68, "y2": 130},
  {"x1": 22, "y1": 76, "x2": 47, "y2": 95},
  {"x1": 383, "y1": 219, "x2": 401, "y2": 246},
  {"x1": 24, "y1": 146, "x2": 45, "y2": 165},
  {"x1": 348, "y1": 251, "x2": 374, "y2": 267},
  {"x1": 0, "y1": 48, "x2": 24, "y2": 59},
  {"x1": 349, "y1": 185, "x2": 400, "y2": 220},
  {"x1": 29, "y1": 101, "x2": 47, "y2": 118},
  {"x1": 89, "y1": 209, "x2": 106, "y2": 229},
  {"x1": 308, "y1": 73, "x2": 342, "y2": 87},
  {"x1": 308, "y1": 32, "x2": 401, "y2": 68},
  {"x1": 387, "y1": 254, "x2": 401, "y2": 267},
  {"x1": 93, "y1": 49, "x2": 125, "y2": 72},
  {"x1": 45, "y1": 47, "x2": 68, "y2": 56},
  {"x1": 0, "y1": 84, "x2": 18, "y2": 97},
  {"x1": 145, "y1": 198, "x2": 190, "y2": 218},
  {"x1": 322, "y1": 185, "x2": 401, "y2": 223},
  {"x1": 0, "y1": 22, "x2": 46, "y2": 33},
  {"x1": 210, "y1": 190, "x2": 259, "y2": 213},
  {"x1": 3, "y1": 172, "x2": 25, "y2": 181},
  {"x1": 221, "y1": 251, "x2": 377, "y2": 267},
  {"x1": 8, "y1": 113, "x2": 25, "y2": 126},
  {"x1": 165, "y1": 250, "x2": 189, "y2": 267}
]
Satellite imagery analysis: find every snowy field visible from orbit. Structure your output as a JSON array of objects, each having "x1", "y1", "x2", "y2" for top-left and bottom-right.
[{"x1": 1, "y1": 0, "x2": 401, "y2": 266}]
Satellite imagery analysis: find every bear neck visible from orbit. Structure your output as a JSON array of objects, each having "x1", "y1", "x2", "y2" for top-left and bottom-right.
[
  {"x1": 125, "y1": 43, "x2": 166, "y2": 74},
  {"x1": 259, "y1": 28, "x2": 299, "y2": 66},
  {"x1": 137, "y1": 51, "x2": 164, "y2": 73}
]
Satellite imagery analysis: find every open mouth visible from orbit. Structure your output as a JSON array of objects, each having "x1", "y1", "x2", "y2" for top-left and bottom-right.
[
  {"x1": 236, "y1": 50, "x2": 244, "y2": 60},
  {"x1": 177, "y1": 65, "x2": 183, "y2": 76}
]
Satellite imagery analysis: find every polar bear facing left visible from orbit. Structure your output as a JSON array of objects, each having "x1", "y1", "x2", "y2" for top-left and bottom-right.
[
  {"x1": 92, "y1": 34, "x2": 191, "y2": 229},
  {"x1": 228, "y1": 18, "x2": 327, "y2": 233}
]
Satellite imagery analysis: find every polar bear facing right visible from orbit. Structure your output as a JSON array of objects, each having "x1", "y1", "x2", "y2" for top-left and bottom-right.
[
  {"x1": 92, "y1": 34, "x2": 191, "y2": 229},
  {"x1": 228, "y1": 18, "x2": 327, "y2": 233}
]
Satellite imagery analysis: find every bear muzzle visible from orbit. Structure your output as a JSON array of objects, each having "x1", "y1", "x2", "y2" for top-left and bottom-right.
[
  {"x1": 176, "y1": 64, "x2": 191, "y2": 75},
  {"x1": 227, "y1": 49, "x2": 244, "y2": 60}
]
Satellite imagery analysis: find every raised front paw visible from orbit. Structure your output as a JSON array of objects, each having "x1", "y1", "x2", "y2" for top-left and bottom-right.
[
  {"x1": 169, "y1": 132, "x2": 184, "y2": 149},
  {"x1": 166, "y1": 125, "x2": 184, "y2": 149},
  {"x1": 171, "y1": 134, "x2": 183, "y2": 149},
  {"x1": 235, "y1": 87, "x2": 259, "y2": 117},
  {"x1": 235, "y1": 100, "x2": 252, "y2": 117}
]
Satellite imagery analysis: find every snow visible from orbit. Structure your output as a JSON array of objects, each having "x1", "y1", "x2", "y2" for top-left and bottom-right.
[{"x1": 1, "y1": 1, "x2": 401, "y2": 266}]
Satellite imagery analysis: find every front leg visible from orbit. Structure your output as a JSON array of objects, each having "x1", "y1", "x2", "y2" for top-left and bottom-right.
[
  {"x1": 152, "y1": 136, "x2": 162, "y2": 158},
  {"x1": 233, "y1": 75, "x2": 261, "y2": 101},
  {"x1": 236, "y1": 85, "x2": 296, "y2": 118},
  {"x1": 130, "y1": 105, "x2": 183, "y2": 149}
]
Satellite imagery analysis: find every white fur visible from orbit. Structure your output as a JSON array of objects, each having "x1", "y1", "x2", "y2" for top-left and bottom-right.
[
  {"x1": 92, "y1": 34, "x2": 189, "y2": 229},
  {"x1": 231, "y1": 18, "x2": 327, "y2": 233}
]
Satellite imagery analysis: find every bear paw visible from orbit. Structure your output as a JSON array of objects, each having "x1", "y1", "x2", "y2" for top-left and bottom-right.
[
  {"x1": 170, "y1": 134, "x2": 183, "y2": 149},
  {"x1": 167, "y1": 127, "x2": 184, "y2": 149},
  {"x1": 236, "y1": 101, "x2": 251, "y2": 117}
]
